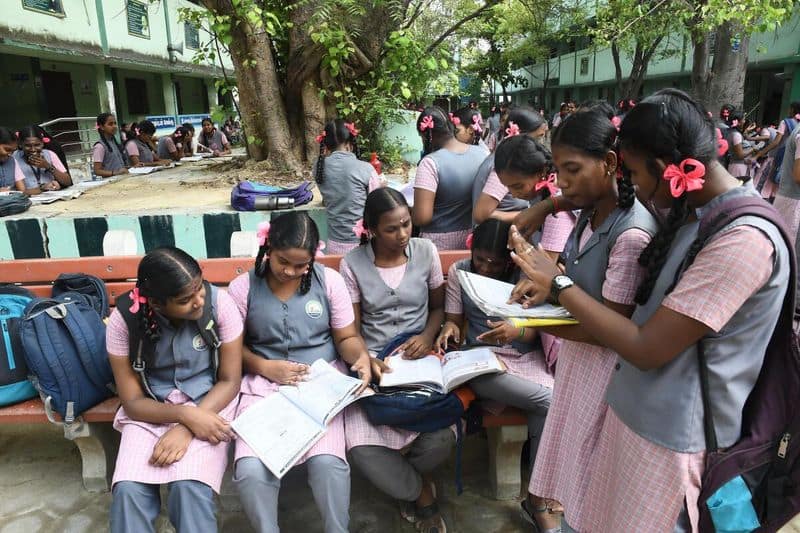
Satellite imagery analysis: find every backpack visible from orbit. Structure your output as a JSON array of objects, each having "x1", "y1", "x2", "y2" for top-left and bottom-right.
[
  {"x1": 52, "y1": 273, "x2": 109, "y2": 318},
  {"x1": 231, "y1": 180, "x2": 314, "y2": 211},
  {"x1": 20, "y1": 293, "x2": 114, "y2": 423},
  {"x1": 115, "y1": 281, "x2": 221, "y2": 400},
  {"x1": 768, "y1": 118, "x2": 798, "y2": 185},
  {"x1": 0, "y1": 192, "x2": 31, "y2": 217},
  {"x1": 684, "y1": 196, "x2": 800, "y2": 532},
  {"x1": 0, "y1": 285, "x2": 38, "y2": 406}
]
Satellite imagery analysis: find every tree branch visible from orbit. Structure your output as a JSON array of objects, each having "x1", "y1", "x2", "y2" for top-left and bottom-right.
[
  {"x1": 425, "y1": 0, "x2": 501, "y2": 54},
  {"x1": 402, "y1": 0, "x2": 430, "y2": 30}
]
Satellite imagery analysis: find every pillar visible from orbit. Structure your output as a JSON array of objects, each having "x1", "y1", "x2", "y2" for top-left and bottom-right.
[{"x1": 161, "y1": 72, "x2": 178, "y2": 118}]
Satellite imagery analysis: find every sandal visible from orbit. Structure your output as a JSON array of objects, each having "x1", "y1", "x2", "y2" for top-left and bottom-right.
[
  {"x1": 415, "y1": 502, "x2": 447, "y2": 533},
  {"x1": 399, "y1": 480, "x2": 438, "y2": 523},
  {"x1": 520, "y1": 498, "x2": 562, "y2": 533}
]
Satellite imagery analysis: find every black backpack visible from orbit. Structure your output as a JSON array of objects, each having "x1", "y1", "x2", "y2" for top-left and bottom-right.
[
  {"x1": 0, "y1": 192, "x2": 31, "y2": 217},
  {"x1": 52, "y1": 273, "x2": 109, "y2": 318}
]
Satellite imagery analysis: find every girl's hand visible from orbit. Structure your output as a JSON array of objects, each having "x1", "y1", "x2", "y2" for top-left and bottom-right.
[
  {"x1": 396, "y1": 334, "x2": 434, "y2": 360},
  {"x1": 349, "y1": 353, "x2": 373, "y2": 394},
  {"x1": 370, "y1": 357, "x2": 391, "y2": 382},
  {"x1": 29, "y1": 154, "x2": 49, "y2": 169},
  {"x1": 477, "y1": 320, "x2": 522, "y2": 346},
  {"x1": 46, "y1": 181, "x2": 61, "y2": 191},
  {"x1": 265, "y1": 360, "x2": 309, "y2": 385},
  {"x1": 180, "y1": 406, "x2": 234, "y2": 444},
  {"x1": 509, "y1": 226, "x2": 562, "y2": 304},
  {"x1": 150, "y1": 424, "x2": 193, "y2": 466},
  {"x1": 512, "y1": 202, "x2": 551, "y2": 242},
  {"x1": 509, "y1": 278, "x2": 539, "y2": 306},
  {"x1": 435, "y1": 321, "x2": 461, "y2": 351}
]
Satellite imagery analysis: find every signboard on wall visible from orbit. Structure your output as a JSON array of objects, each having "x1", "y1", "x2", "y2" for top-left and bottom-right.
[
  {"x1": 22, "y1": 0, "x2": 64, "y2": 16},
  {"x1": 127, "y1": 0, "x2": 150, "y2": 38},
  {"x1": 184, "y1": 22, "x2": 200, "y2": 50},
  {"x1": 177, "y1": 114, "x2": 208, "y2": 129},
  {"x1": 146, "y1": 115, "x2": 177, "y2": 130}
]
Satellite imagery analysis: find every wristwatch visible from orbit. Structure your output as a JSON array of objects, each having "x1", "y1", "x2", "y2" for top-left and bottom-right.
[{"x1": 549, "y1": 275, "x2": 574, "y2": 304}]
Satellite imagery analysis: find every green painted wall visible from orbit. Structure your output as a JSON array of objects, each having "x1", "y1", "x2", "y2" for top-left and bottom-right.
[{"x1": 0, "y1": 55, "x2": 41, "y2": 127}]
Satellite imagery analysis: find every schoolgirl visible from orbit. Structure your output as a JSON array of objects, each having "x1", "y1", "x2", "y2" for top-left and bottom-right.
[
  {"x1": 314, "y1": 119, "x2": 382, "y2": 255},
  {"x1": 413, "y1": 105, "x2": 487, "y2": 250},
  {"x1": 106, "y1": 247, "x2": 244, "y2": 532},
  {"x1": 11, "y1": 125, "x2": 71, "y2": 194},
  {"x1": 752, "y1": 101, "x2": 800, "y2": 200},
  {"x1": 435, "y1": 218, "x2": 555, "y2": 527},
  {"x1": 339, "y1": 188, "x2": 451, "y2": 533},
  {"x1": 198, "y1": 118, "x2": 231, "y2": 157},
  {"x1": 157, "y1": 126, "x2": 190, "y2": 161},
  {"x1": 227, "y1": 211, "x2": 372, "y2": 533},
  {"x1": 511, "y1": 89, "x2": 789, "y2": 532},
  {"x1": 181, "y1": 123, "x2": 196, "y2": 156},
  {"x1": 0, "y1": 127, "x2": 25, "y2": 191},
  {"x1": 725, "y1": 110, "x2": 753, "y2": 179},
  {"x1": 472, "y1": 106, "x2": 549, "y2": 225},
  {"x1": 125, "y1": 121, "x2": 170, "y2": 167},
  {"x1": 772, "y1": 117, "x2": 800, "y2": 301},
  {"x1": 93, "y1": 113, "x2": 130, "y2": 178},
  {"x1": 451, "y1": 107, "x2": 488, "y2": 153}
]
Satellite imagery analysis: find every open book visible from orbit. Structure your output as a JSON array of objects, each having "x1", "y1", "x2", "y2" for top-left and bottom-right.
[
  {"x1": 457, "y1": 270, "x2": 577, "y2": 327},
  {"x1": 380, "y1": 347, "x2": 504, "y2": 394},
  {"x1": 231, "y1": 359, "x2": 372, "y2": 478}
]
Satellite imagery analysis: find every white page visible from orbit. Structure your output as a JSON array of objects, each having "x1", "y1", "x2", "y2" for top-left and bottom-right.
[
  {"x1": 458, "y1": 270, "x2": 573, "y2": 319},
  {"x1": 441, "y1": 348, "x2": 504, "y2": 391},
  {"x1": 379, "y1": 354, "x2": 445, "y2": 392},
  {"x1": 180, "y1": 156, "x2": 203, "y2": 162},
  {"x1": 278, "y1": 360, "x2": 366, "y2": 426},
  {"x1": 128, "y1": 166, "x2": 158, "y2": 175},
  {"x1": 231, "y1": 393, "x2": 324, "y2": 479}
]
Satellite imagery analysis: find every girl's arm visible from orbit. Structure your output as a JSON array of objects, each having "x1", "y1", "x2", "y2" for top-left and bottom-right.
[
  {"x1": 93, "y1": 161, "x2": 127, "y2": 178},
  {"x1": 437, "y1": 312, "x2": 465, "y2": 351},
  {"x1": 109, "y1": 355, "x2": 192, "y2": 424},
  {"x1": 194, "y1": 332, "x2": 243, "y2": 414},
  {"x1": 411, "y1": 158, "x2": 439, "y2": 227},
  {"x1": 128, "y1": 154, "x2": 141, "y2": 167},
  {"x1": 473, "y1": 193, "x2": 520, "y2": 224},
  {"x1": 399, "y1": 284, "x2": 445, "y2": 358},
  {"x1": 756, "y1": 131, "x2": 784, "y2": 158},
  {"x1": 332, "y1": 323, "x2": 372, "y2": 392}
]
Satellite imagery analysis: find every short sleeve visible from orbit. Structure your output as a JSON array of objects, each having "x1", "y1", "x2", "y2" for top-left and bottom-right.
[
  {"x1": 413, "y1": 157, "x2": 439, "y2": 192},
  {"x1": 125, "y1": 142, "x2": 140, "y2": 157},
  {"x1": 601, "y1": 228, "x2": 652, "y2": 305},
  {"x1": 444, "y1": 263, "x2": 463, "y2": 314},
  {"x1": 226, "y1": 273, "x2": 250, "y2": 319},
  {"x1": 220, "y1": 132, "x2": 230, "y2": 146},
  {"x1": 539, "y1": 212, "x2": 575, "y2": 253},
  {"x1": 778, "y1": 121, "x2": 787, "y2": 135},
  {"x1": 325, "y1": 268, "x2": 355, "y2": 329},
  {"x1": 214, "y1": 289, "x2": 244, "y2": 342},
  {"x1": 731, "y1": 131, "x2": 743, "y2": 147},
  {"x1": 92, "y1": 143, "x2": 106, "y2": 163},
  {"x1": 12, "y1": 159, "x2": 24, "y2": 182},
  {"x1": 427, "y1": 241, "x2": 445, "y2": 289},
  {"x1": 165, "y1": 137, "x2": 177, "y2": 154},
  {"x1": 45, "y1": 150, "x2": 67, "y2": 172},
  {"x1": 339, "y1": 258, "x2": 361, "y2": 304},
  {"x1": 663, "y1": 225, "x2": 775, "y2": 332},
  {"x1": 106, "y1": 309, "x2": 130, "y2": 357},
  {"x1": 482, "y1": 170, "x2": 508, "y2": 202},
  {"x1": 368, "y1": 169, "x2": 382, "y2": 192}
]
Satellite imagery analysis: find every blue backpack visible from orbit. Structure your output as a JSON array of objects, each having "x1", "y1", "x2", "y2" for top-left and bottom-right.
[
  {"x1": 0, "y1": 285, "x2": 37, "y2": 406},
  {"x1": 52, "y1": 273, "x2": 110, "y2": 318},
  {"x1": 20, "y1": 292, "x2": 115, "y2": 423}
]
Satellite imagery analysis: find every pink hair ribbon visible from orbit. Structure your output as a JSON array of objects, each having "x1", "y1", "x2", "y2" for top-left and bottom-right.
[
  {"x1": 128, "y1": 287, "x2": 147, "y2": 313},
  {"x1": 345, "y1": 123, "x2": 359, "y2": 137},
  {"x1": 611, "y1": 116, "x2": 622, "y2": 131},
  {"x1": 716, "y1": 128, "x2": 729, "y2": 157},
  {"x1": 256, "y1": 221, "x2": 271, "y2": 247},
  {"x1": 316, "y1": 240, "x2": 326, "y2": 258},
  {"x1": 42, "y1": 136, "x2": 51, "y2": 143},
  {"x1": 471, "y1": 115, "x2": 482, "y2": 133},
  {"x1": 795, "y1": 113, "x2": 800, "y2": 121},
  {"x1": 465, "y1": 232, "x2": 474, "y2": 249},
  {"x1": 315, "y1": 131, "x2": 326, "y2": 143},
  {"x1": 353, "y1": 218, "x2": 367, "y2": 239},
  {"x1": 449, "y1": 113, "x2": 461, "y2": 126},
  {"x1": 663, "y1": 159, "x2": 706, "y2": 198},
  {"x1": 419, "y1": 115, "x2": 434, "y2": 132},
  {"x1": 535, "y1": 173, "x2": 559, "y2": 195},
  {"x1": 505, "y1": 121, "x2": 520, "y2": 137}
]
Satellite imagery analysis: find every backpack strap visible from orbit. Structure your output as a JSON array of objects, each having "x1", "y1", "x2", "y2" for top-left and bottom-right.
[
  {"x1": 116, "y1": 290, "x2": 159, "y2": 400},
  {"x1": 195, "y1": 280, "x2": 221, "y2": 380}
]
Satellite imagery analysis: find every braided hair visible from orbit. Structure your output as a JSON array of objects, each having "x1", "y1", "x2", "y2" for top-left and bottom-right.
[
  {"x1": 314, "y1": 119, "x2": 360, "y2": 185},
  {"x1": 494, "y1": 135, "x2": 555, "y2": 200},
  {"x1": 416, "y1": 106, "x2": 453, "y2": 156},
  {"x1": 619, "y1": 88, "x2": 718, "y2": 305},
  {"x1": 134, "y1": 247, "x2": 203, "y2": 343},
  {"x1": 254, "y1": 211, "x2": 320, "y2": 295},
  {"x1": 96, "y1": 113, "x2": 129, "y2": 166},
  {"x1": 360, "y1": 188, "x2": 409, "y2": 245},
  {"x1": 452, "y1": 107, "x2": 483, "y2": 145}
]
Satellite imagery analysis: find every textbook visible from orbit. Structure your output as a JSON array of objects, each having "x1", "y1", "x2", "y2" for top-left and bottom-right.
[
  {"x1": 457, "y1": 270, "x2": 578, "y2": 327},
  {"x1": 380, "y1": 347, "x2": 504, "y2": 393},
  {"x1": 231, "y1": 359, "x2": 372, "y2": 478}
]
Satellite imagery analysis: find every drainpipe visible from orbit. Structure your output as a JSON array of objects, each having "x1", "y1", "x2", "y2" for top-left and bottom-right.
[
  {"x1": 162, "y1": 0, "x2": 180, "y2": 116},
  {"x1": 94, "y1": 0, "x2": 109, "y2": 55}
]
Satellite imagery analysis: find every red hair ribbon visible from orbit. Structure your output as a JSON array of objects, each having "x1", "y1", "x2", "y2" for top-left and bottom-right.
[
  {"x1": 663, "y1": 159, "x2": 706, "y2": 198},
  {"x1": 42, "y1": 136, "x2": 51, "y2": 143},
  {"x1": 611, "y1": 116, "x2": 622, "y2": 131},
  {"x1": 535, "y1": 173, "x2": 558, "y2": 195},
  {"x1": 345, "y1": 122, "x2": 359, "y2": 137},
  {"x1": 256, "y1": 221, "x2": 271, "y2": 247},
  {"x1": 128, "y1": 287, "x2": 147, "y2": 313},
  {"x1": 315, "y1": 131, "x2": 327, "y2": 144},
  {"x1": 471, "y1": 115, "x2": 482, "y2": 133},
  {"x1": 505, "y1": 121, "x2": 520, "y2": 137},
  {"x1": 419, "y1": 115, "x2": 434, "y2": 132},
  {"x1": 465, "y1": 232, "x2": 474, "y2": 250}
]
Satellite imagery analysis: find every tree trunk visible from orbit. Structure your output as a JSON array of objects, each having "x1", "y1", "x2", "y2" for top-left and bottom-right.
[
  {"x1": 706, "y1": 22, "x2": 749, "y2": 111},
  {"x1": 690, "y1": 30, "x2": 710, "y2": 100}
]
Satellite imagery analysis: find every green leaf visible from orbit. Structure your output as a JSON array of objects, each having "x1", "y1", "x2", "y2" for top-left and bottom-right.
[{"x1": 401, "y1": 87, "x2": 411, "y2": 99}]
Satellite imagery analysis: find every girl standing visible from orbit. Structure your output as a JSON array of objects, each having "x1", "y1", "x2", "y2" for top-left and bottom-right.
[
  {"x1": 93, "y1": 113, "x2": 129, "y2": 178},
  {"x1": 413, "y1": 106, "x2": 487, "y2": 250},
  {"x1": 472, "y1": 107, "x2": 549, "y2": 225},
  {"x1": 339, "y1": 188, "x2": 451, "y2": 533},
  {"x1": 125, "y1": 121, "x2": 171, "y2": 167},
  {"x1": 106, "y1": 247, "x2": 243, "y2": 533},
  {"x1": 451, "y1": 107, "x2": 489, "y2": 154},
  {"x1": 314, "y1": 119, "x2": 382, "y2": 255},
  {"x1": 511, "y1": 89, "x2": 789, "y2": 532},
  {"x1": 0, "y1": 127, "x2": 24, "y2": 191},
  {"x1": 725, "y1": 111, "x2": 753, "y2": 179},
  {"x1": 198, "y1": 118, "x2": 231, "y2": 157},
  {"x1": 227, "y1": 211, "x2": 372, "y2": 533},
  {"x1": 13, "y1": 125, "x2": 71, "y2": 193},
  {"x1": 752, "y1": 101, "x2": 800, "y2": 200},
  {"x1": 157, "y1": 126, "x2": 191, "y2": 162}
]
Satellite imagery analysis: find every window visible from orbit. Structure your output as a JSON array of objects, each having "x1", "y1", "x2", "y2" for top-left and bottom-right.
[
  {"x1": 124, "y1": 78, "x2": 150, "y2": 115},
  {"x1": 185, "y1": 22, "x2": 200, "y2": 50},
  {"x1": 22, "y1": 0, "x2": 64, "y2": 17},
  {"x1": 127, "y1": 0, "x2": 150, "y2": 39},
  {"x1": 580, "y1": 57, "x2": 589, "y2": 75}
]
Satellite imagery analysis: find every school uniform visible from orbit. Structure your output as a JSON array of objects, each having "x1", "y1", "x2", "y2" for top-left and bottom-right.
[
  {"x1": 125, "y1": 138, "x2": 157, "y2": 164},
  {"x1": 317, "y1": 151, "x2": 381, "y2": 255},
  {"x1": 0, "y1": 154, "x2": 26, "y2": 189},
  {"x1": 755, "y1": 118, "x2": 798, "y2": 199},
  {"x1": 13, "y1": 149, "x2": 67, "y2": 189},
  {"x1": 227, "y1": 263, "x2": 354, "y2": 533},
  {"x1": 471, "y1": 154, "x2": 530, "y2": 223},
  {"x1": 92, "y1": 137, "x2": 128, "y2": 174},
  {"x1": 157, "y1": 137, "x2": 180, "y2": 160},
  {"x1": 106, "y1": 285, "x2": 243, "y2": 533},
  {"x1": 200, "y1": 130, "x2": 229, "y2": 153},
  {"x1": 773, "y1": 129, "x2": 800, "y2": 278},
  {"x1": 579, "y1": 186, "x2": 789, "y2": 532},
  {"x1": 414, "y1": 145, "x2": 487, "y2": 250},
  {"x1": 528, "y1": 200, "x2": 656, "y2": 532},
  {"x1": 727, "y1": 130, "x2": 750, "y2": 179},
  {"x1": 339, "y1": 238, "x2": 455, "y2": 502}
]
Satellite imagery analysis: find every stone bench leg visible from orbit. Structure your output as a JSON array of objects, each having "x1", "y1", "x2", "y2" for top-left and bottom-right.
[
  {"x1": 64, "y1": 420, "x2": 119, "y2": 493},
  {"x1": 486, "y1": 424, "x2": 527, "y2": 500}
]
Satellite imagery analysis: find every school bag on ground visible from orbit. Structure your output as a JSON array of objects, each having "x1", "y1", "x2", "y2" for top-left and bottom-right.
[
  {"x1": 0, "y1": 192, "x2": 31, "y2": 217},
  {"x1": 230, "y1": 180, "x2": 314, "y2": 211},
  {"x1": 0, "y1": 285, "x2": 38, "y2": 406},
  {"x1": 20, "y1": 292, "x2": 114, "y2": 424},
  {"x1": 52, "y1": 273, "x2": 109, "y2": 318},
  {"x1": 687, "y1": 196, "x2": 800, "y2": 532}
]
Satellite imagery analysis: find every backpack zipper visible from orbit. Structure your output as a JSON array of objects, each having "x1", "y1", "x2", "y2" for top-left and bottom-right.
[
  {"x1": 1, "y1": 319, "x2": 14, "y2": 371},
  {"x1": 778, "y1": 433, "x2": 791, "y2": 459}
]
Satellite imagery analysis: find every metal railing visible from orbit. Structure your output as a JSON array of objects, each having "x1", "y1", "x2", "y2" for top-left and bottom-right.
[{"x1": 38, "y1": 116, "x2": 99, "y2": 158}]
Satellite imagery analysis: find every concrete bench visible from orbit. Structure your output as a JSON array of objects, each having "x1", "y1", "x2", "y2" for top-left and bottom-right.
[{"x1": 0, "y1": 253, "x2": 529, "y2": 499}]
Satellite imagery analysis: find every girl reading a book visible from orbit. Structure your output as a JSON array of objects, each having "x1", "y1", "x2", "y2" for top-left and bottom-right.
[
  {"x1": 226, "y1": 211, "x2": 372, "y2": 533},
  {"x1": 498, "y1": 108, "x2": 657, "y2": 532},
  {"x1": 339, "y1": 187, "x2": 450, "y2": 533},
  {"x1": 106, "y1": 247, "x2": 243, "y2": 533}
]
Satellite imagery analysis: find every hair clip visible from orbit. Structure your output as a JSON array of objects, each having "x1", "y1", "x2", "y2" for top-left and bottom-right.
[{"x1": 315, "y1": 131, "x2": 327, "y2": 143}]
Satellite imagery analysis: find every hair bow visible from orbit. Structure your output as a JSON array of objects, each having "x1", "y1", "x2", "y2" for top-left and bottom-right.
[
  {"x1": 345, "y1": 122, "x2": 359, "y2": 137},
  {"x1": 715, "y1": 128, "x2": 729, "y2": 156},
  {"x1": 663, "y1": 159, "x2": 706, "y2": 198},
  {"x1": 449, "y1": 113, "x2": 461, "y2": 126},
  {"x1": 42, "y1": 136, "x2": 51, "y2": 143},
  {"x1": 134, "y1": 127, "x2": 140, "y2": 136},
  {"x1": 505, "y1": 121, "x2": 520, "y2": 137},
  {"x1": 535, "y1": 173, "x2": 559, "y2": 195},
  {"x1": 730, "y1": 119, "x2": 739, "y2": 128},
  {"x1": 628, "y1": 99, "x2": 636, "y2": 108},
  {"x1": 471, "y1": 115, "x2": 483, "y2": 133},
  {"x1": 256, "y1": 221, "x2": 271, "y2": 247},
  {"x1": 795, "y1": 113, "x2": 800, "y2": 121},
  {"x1": 353, "y1": 218, "x2": 368, "y2": 239},
  {"x1": 465, "y1": 232, "x2": 474, "y2": 250},
  {"x1": 315, "y1": 131, "x2": 327, "y2": 144},
  {"x1": 128, "y1": 287, "x2": 148, "y2": 313},
  {"x1": 316, "y1": 240, "x2": 326, "y2": 258},
  {"x1": 95, "y1": 124, "x2": 101, "y2": 131},
  {"x1": 611, "y1": 116, "x2": 622, "y2": 131},
  {"x1": 419, "y1": 115, "x2": 434, "y2": 132}
]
